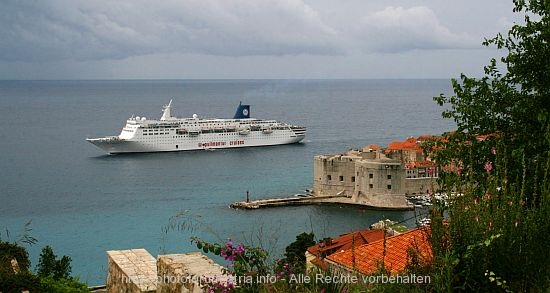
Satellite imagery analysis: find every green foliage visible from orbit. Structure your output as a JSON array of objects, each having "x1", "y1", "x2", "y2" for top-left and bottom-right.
[
  {"x1": 192, "y1": 237, "x2": 268, "y2": 292},
  {"x1": 277, "y1": 232, "x2": 315, "y2": 275},
  {"x1": 0, "y1": 271, "x2": 43, "y2": 292},
  {"x1": 36, "y1": 245, "x2": 72, "y2": 280},
  {"x1": 428, "y1": 0, "x2": 550, "y2": 292},
  {"x1": 40, "y1": 275, "x2": 90, "y2": 293},
  {"x1": 0, "y1": 241, "x2": 31, "y2": 275},
  {"x1": 0, "y1": 241, "x2": 87, "y2": 293}
]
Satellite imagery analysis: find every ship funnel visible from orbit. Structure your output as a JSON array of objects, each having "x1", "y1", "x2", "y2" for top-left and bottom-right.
[
  {"x1": 233, "y1": 102, "x2": 250, "y2": 119},
  {"x1": 160, "y1": 99, "x2": 173, "y2": 120}
]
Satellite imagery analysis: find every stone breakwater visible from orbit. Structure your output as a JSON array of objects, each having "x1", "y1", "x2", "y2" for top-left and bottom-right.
[{"x1": 230, "y1": 194, "x2": 413, "y2": 210}]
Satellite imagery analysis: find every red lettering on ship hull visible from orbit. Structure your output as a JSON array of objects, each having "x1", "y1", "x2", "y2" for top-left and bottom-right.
[
  {"x1": 198, "y1": 140, "x2": 245, "y2": 148},
  {"x1": 198, "y1": 141, "x2": 227, "y2": 148},
  {"x1": 229, "y1": 140, "x2": 245, "y2": 146}
]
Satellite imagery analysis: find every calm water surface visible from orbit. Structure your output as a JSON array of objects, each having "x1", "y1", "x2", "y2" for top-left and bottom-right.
[{"x1": 0, "y1": 79, "x2": 454, "y2": 285}]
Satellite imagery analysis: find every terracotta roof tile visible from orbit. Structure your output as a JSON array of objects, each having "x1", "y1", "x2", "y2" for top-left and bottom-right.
[
  {"x1": 326, "y1": 228, "x2": 431, "y2": 275},
  {"x1": 384, "y1": 135, "x2": 444, "y2": 154},
  {"x1": 368, "y1": 144, "x2": 381, "y2": 150},
  {"x1": 307, "y1": 230, "x2": 386, "y2": 270},
  {"x1": 385, "y1": 138, "x2": 423, "y2": 153},
  {"x1": 307, "y1": 230, "x2": 385, "y2": 257}
]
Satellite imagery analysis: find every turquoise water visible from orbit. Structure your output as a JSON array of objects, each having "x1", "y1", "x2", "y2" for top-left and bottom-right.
[{"x1": 0, "y1": 79, "x2": 455, "y2": 285}]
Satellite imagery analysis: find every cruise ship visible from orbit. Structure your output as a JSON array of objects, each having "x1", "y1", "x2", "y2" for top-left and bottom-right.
[{"x1": 86, "y1": 100, "x2": 306, "y2": 154}]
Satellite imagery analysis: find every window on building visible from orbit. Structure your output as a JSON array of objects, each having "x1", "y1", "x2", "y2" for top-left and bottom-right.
[
  {"x1": 387, "y1": 185, "x2": 392, "y2": 190},
  {"x1": 369, "y1": 184, "x2": 373, "y2": 189},
  {"x1": 369, "y1": 173, "x2": 373, "y2": 179},
  {"x1": 339, "y1": 176, "x2": 344, "y2": 182},
  {"x1": 387, "y1": 174, "x2": 392, "y2": 179},
  {"x1": 351, "y1": 176, "x2": 355, "y2": 182},
  {"x1": 327, "y1": 175, "x2": 332, "y2": 181}
]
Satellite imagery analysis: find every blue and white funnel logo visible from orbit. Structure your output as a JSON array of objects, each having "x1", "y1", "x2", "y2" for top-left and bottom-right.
[{"x1": 233, "y1": 103, "x2": 251, "y2": 119}]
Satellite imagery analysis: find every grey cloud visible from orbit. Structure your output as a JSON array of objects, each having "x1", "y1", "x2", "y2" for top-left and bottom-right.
[
  {"x1": 0, "y1": 0, "x2": 343, "y2": 62},
  {"x1": 356, "y1": 6, "x2": 479, "y2": 53}
]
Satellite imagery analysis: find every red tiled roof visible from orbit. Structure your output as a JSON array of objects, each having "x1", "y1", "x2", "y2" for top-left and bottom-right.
[
  {"x1": 307, "y1": 230, "x2": 386, "y2": 270},
  {"x1": 368, "y1": 144, "x2": 381, "y2": 150},
  {"x1": 308, "y1": 229, "x2": 385, "y2": 257},
  {"x1": 385, "y1": 137, "x2": 423, "y2": 154},
  {"x1": 384, "y1": 135, "x2": 445, "y2": 154},
  {"x1": 326, "y1": 228, "x2": 432, "y2": 275}
]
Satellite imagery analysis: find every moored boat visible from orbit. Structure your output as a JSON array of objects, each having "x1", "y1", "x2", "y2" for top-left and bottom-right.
[{"x1": 86, "y1": 100, "x2": 306, "y2": 154}]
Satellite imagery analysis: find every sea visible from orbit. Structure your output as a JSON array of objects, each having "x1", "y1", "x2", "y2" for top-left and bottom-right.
[{"x1": 0, "y1": 79, "x2": 455, "y2": 285}]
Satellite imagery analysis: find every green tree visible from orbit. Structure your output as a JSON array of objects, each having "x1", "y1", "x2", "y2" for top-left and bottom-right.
[
  {"x1": 0, "y1": 241, "x2": 43, "y2": 292},
  {"x1": 36, "y1": 245, "x2": 72, "y2": 280},
  {"x1": 429, "y1": 0, "x2": 550, "y2": 292},
  {"x1": 277, "y1": 232, "x2": 315, "y2": 274},
  {"x1": 433, "y1": 0, "x2": 550, "y2": 197},
  {"x1": 1, "y1": 241, "x2": 87, "y2": 292}
]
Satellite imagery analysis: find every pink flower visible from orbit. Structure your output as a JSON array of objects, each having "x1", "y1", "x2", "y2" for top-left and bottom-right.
[
  {"x1": 491, "y1": 147, "x2": 497, "y2": 155},
  {"x1": 473, "y1": 197, "x2": 479, "y2": 204},
  {"x1": 236, "y1": 243, "x2": 245, "y2": 255},
  {"x1": 484, "y1": 161, "x2": 493, "y2": 173}
]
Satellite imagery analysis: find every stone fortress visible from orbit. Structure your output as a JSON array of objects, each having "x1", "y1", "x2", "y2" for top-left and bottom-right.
[{"x1": 312, "y1": 136, "x2": 439, "y2": 208}]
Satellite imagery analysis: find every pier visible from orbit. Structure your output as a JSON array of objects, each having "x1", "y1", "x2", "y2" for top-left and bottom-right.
[{"x1": 230, "y1": 194, "x2": 414, "y2": 210}]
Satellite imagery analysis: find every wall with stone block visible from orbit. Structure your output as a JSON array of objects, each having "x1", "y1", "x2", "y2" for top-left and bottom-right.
[
  {"x1": 156, "y1": 252, "x2": 229, "y2": 293},
  {"x1": 106, "y1": 249, "x2": 157, "y2": 293}
]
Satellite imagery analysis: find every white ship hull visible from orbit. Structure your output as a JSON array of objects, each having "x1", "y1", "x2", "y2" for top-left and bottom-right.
[
  {"x1": 87, "y1": 130, "x2": 305, "y2": 154},
  {"x1": 86, "y1": 100, "x2": 306, "y2": 154}
]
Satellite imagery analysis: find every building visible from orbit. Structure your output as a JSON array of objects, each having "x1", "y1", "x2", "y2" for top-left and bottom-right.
[
  {"x1": 323, "y1": 227, "x2": 432, "y2": 275},
  {"x1": 305, "y1": 229, "x2": 386, "y2": 272},
  {"x1": 312, "y1": 136, "x2": 439, "y2": 208}
]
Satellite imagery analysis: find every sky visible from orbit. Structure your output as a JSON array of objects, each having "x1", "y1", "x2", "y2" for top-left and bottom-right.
[{"x1": 0, "y1": 0, "x2": 520, "y2": 80}]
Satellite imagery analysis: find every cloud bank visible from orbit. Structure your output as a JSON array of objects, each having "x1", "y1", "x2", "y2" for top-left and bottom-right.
[
  {"x1": 0, "y1": 1, "x2": 484, "y2": 64},
  {"x1": 0, "y1": 0, "x2": 341, "y2": 62}
]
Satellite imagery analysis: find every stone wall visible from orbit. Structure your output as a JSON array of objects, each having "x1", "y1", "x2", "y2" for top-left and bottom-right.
[
  {"x1": 106, "y1": 249, "x2": 157, "y2": 293},
  {"x1": 106, "y1": 250, "x2": 228, "y2": 293},
  {"x1": 313, "y1": 154, "x2": 358, "y2": 197},
  {"x1": 354, "y1": 159, "x2": 403, "y2": 196},
  {"x1": 156, "y1": 252, "x2": 228, "y2": 293},
  {"x1": 313, "y1": 148, "x2": 439, "y2": 204},
  {"x1": 403, "y1": 177, "x2": 439, "y2": 195}
]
